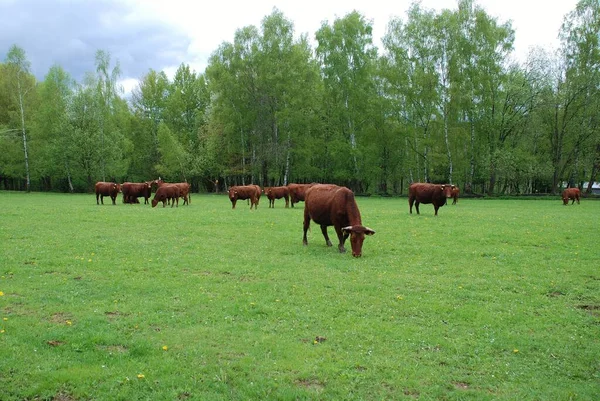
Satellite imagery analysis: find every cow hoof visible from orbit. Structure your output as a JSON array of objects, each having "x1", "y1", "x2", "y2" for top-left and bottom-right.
[
  {"x1": 338, "y1": 246, "x2": 346, "y2": 253},
  {"x1": 326, "y1": 240, "x2": 333, "y2": 247}
]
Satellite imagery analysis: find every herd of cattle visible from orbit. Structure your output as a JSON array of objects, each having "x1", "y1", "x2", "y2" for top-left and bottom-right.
[
  {"x1": 94, "y1": 179, "x2": 190, "y2": 208},
  {"x1": 95, "y1": 180, "x2": 581, "y2": 257}
]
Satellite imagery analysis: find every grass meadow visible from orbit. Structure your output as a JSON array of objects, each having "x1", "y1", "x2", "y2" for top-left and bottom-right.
[{"x1": 0, "y1": 191, "x2": 598, "y2": 400}]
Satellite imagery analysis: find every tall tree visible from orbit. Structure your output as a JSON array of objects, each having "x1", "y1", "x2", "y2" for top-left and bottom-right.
[
  {"x1": 4, "y1": 45, "x2": 34, "y2": 191},
  {"x1": 94, "y1": 50, "x2": 121, "y2": 181},
  {"x1": 316, "y1": 11, "x2": 378, "y2": 190},
  {"x1": 559, "y1": 0, "x2": 600, "y2": 193},
  {"x1": 130, "y1": 69, "x2": 170, "y2": 178},
  {"x1": 32, "y1": 65, "x2": 75, "y2": 191}
]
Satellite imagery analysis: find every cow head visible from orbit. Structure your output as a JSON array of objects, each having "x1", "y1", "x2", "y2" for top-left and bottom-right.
[
  {"x1": 342, "y1": 225, "x2": 376, "y2": 258},
  {"x1": 151, "y1": 199, "x2": 158, "y2": 208},
  {"x1": 440, "y1": 185, "x2": 455, "y2": 198},
  {"x1": 228, "y1": 187, "x2": 236, "y2": 200}
]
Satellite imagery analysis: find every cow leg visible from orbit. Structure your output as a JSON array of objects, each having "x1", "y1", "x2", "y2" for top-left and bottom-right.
[
  {"x1": 111, "y1": 195, "x2": 116, "y2": 205},
  {"x1": 284, "y1": 196, "x2": 289, "y2": 208},
  {"x1": 415, "y1": 201, "x2": 420, "y2": 215},
  {"x1": 175, "y1": 197, "x2": 179, "y2": 207},
  {"x1": 302, "y1": 210, "x2": 311, "y2": 246},
  {"x1": 320, "y1": 225, "x2": 333, "y2": 247},
  {"x1": 408, "y1": 198, "x2": 413, "y2": 214},
  {"x1": 96, "y1": 194, "x2": 101, "y2": 205},
  {"x1": 335, "y1": 227, "x2": 348, "y2": 253}
]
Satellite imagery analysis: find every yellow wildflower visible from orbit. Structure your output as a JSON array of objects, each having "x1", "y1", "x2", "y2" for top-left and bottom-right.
[
  {"x1": 137, "y1": 374, "x2": 145, "y2": 379},
  {"x1": 162, "y1": 345, "x2": 168, "y2": 351}
]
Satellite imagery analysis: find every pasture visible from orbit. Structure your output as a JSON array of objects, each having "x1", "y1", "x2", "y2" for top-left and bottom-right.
[{"x1": 0, "y1": 191, "x2": 598, "y2": 400}]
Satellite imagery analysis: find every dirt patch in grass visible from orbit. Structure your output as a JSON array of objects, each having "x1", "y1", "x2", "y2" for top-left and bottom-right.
[
  {"x1": 577, "y1": 304, "x2": 600, "y2": 317},
  {"x1": 104, "y1": 311, "x2": 129, "y2": 320},
  {"x1": 453, "y1": 382, "x2": 469, "y2": 390},
  {"x1": 97, "y1": 345, "x2": 128, "y2": 354},
  {"x1": 295, "y1": 378, "x2": 325, "y2": 391},
  {"x1": 47, "y1": 340, "x2": 65, "y2": 347},
  {"x1": 49, "y1": 312, "x2": 72, "y2": 324},
  {"x1": 52, "y1": 391, "x2": 78, "y2": 401}
]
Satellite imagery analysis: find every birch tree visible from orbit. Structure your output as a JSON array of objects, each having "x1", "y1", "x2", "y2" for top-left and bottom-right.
[{"x1": 5, "y1": 45, "x2": 34, "y2": 191}]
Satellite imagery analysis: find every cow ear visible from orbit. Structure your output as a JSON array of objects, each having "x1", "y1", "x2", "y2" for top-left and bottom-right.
[
  {"x1": 364, "y1": 227, "x2": 375, "y2": 236},
  {"x1": 342, "y1": 225, "x2": 353, "y2": 233}
]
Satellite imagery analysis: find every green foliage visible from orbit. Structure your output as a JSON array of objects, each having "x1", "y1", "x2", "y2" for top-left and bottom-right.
[
  {"x1": 155, "y1": 122, "x2": 189, "y2": 181},
  {"x1": 0, "y1": 192, "x2": 598, "y2": 400},
  {"x1": 0, "y1": 2, "x2": 598, "y2": 195}
]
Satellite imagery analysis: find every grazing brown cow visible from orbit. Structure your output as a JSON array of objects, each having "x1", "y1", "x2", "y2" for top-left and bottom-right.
[
  {"x1": 562, "y1": 188, "x2": 580, "y2": 205},
  {"x1": 303, "y1": 184, "x2": 375, "y2": 257},
  {"x1": 408, "y1": 183, "x2": 455, "y2": 216},
  {"x1": 451, "y1": 186, "x2": 460, "y2": 205},
  {"x1": 95, "y1": 182, "x2": 120, "y2": 205},
  {"x1": 152, "y1": 185, "x2": 180, "y2": 208},
  {"x1": 266, "y1": 186, "x2": 290, "y2": 208},
  {"x1": 229, "y1": 185, "x2": 259, "y2": 209},
  {"x1": 288, "y1": 183, "x2": 314, "y2": 208},
  {"x1": 121, "y1": 182, "x2": 152, "y2": 204},
  {"x1": 157, "y1": 181, "x2": 191, "y2": 205}
]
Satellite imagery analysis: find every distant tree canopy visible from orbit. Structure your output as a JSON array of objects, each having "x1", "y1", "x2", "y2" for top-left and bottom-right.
[{"x1": 1, "y1": 0, "x2": 598, "y2": 195}]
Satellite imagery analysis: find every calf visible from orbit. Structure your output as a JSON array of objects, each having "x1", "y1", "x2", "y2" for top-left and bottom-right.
[
  {"x1": 562, "y1": 188, "x2": 580, "y2": 205},
  {"x1": 408, "y1": 183, "x2": 455, "y2": 216},
  {"x1": 303, "y1": 184, "x2": 375, "y2": 257},
  {"x1": 452, "y1": 186, "x2": 460, "y2": 205},
  {"x1": 266, "y1": 186, "x2": 290, "y2": 208}
]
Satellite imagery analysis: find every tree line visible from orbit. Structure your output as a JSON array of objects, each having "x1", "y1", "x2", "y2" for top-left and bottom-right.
[{"x1": 1, "y1": 0, "x2": 598, "y2": 195}]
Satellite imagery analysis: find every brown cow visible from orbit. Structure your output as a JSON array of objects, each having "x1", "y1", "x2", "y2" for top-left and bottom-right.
[
  {"x1": 288, "y1": 183, "x2": 314, "y2": 208},
  {"x1": 252, "y1": 185, "x2": 262, "y2": 206},
  {"x1": 408, "y1": 183, "x2": 455, "y2": 216},
  {"x1": 157, "y1": 181, "x2": 191, "y2": 205},
  {"x1": 152, "y1": 185, "x2": 180, "y2": 208},
  {"x1": 229, "y1": 185, "x2": 258, "y2": 209},
  {"x1": 303, "y1": 184, "x2": 375, "y2": 257},
  {"x1": 122, "y1": 182, "x2": 152, "y2": 204},
  {"x1": 562, "y1": 188, "x2": 580, "y2": 205},
  {"x1": 451, "y1": 186, "x2": 460, "y2": 205},
  {"x1": 95, "y1": 182, "x2": 120, "y2": 205},
  {"x1": 266, "y1": 186, "x2": 289, "y2": 208}
]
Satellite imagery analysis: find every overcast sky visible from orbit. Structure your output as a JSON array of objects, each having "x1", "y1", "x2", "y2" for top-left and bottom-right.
[{"x1": 0, "y1": 0, "x2": 578, "y2": 93}]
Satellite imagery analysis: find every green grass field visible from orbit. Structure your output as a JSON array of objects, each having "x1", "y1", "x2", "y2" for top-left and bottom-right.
[{"x1": 0, "y1": 191, "x2": 598, "y2": 400}]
